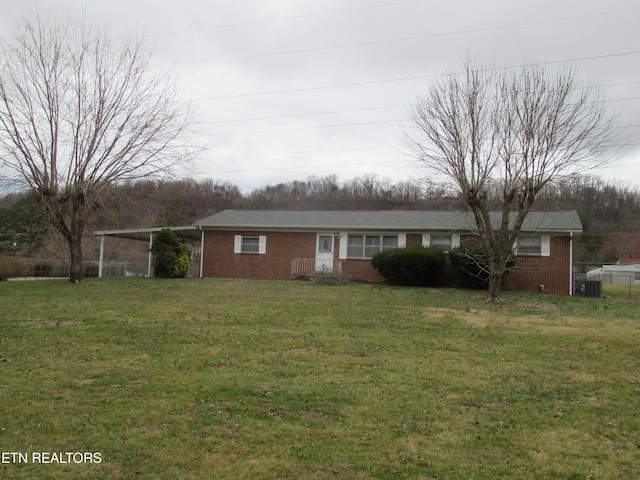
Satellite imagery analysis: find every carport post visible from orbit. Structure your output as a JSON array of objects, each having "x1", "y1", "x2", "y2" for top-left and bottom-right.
[
  {"x1": 98, "y1": 234, "x2": 105, "y2": 278},
  {"x1": 148, "y1": 233, "x2": 153, "y2": 277},
  {"x1": 98, "y1": 235, "x2": 104, "y2": 278}
]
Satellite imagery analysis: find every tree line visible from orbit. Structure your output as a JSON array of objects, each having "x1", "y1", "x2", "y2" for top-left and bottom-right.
[
  {"x1": 0, "y1": 11, "x2": 630, "y2": 291},
  {"x1": 1, "y1": 173, "x2": 639, "y2": 263}
]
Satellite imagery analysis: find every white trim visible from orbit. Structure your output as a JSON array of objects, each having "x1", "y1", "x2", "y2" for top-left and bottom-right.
[
  {"x1": 234, "y1": 235, "x2": 267, "y2": 254},
  {"x1": 343, "y1": 233, "x2": 401, "y2": 259},
  {"x1": 541, "y1": 235, "x2": 551, "y2": 257},
  {"x1": 452, "y1": 233, "x2": 460, "y2": 249},
  {"x1": 339, "y1": 233, "x2": 347, "y2": 259},
  {"x1": 398, "y1": 233, "x2": 407, "y2": 248},
  {"x1": 199, "y1": 229, "x2": 205, "y2": 278},
  {"x1": 569, "y1": 232, "x2": 574, "y2": 295},
  {"x1": 98, "y1": 234, "x2": 105, "y2": 278},
  {"x1": 148, "y1": 233, "x2": 154, "y2": 277},
  {"x1": 422, "y1": 233, "x2": 430, "y2": 247}
]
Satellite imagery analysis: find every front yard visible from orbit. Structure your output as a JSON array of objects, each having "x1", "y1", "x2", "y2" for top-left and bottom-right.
[{"x1": 0, "y1": 278, "x2": 638, "y2": 479}]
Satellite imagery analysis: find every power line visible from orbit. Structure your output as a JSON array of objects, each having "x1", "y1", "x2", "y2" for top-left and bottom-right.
[
  {"x1": 196, "y1": 51, "x2": 640, "y2": 101},
  {"x1": 171, "y1": 8, "x2": 640, "y2": 66},
  {"x1": 201, "y1": 105, "x2": 410, "y2": 124},
  {"x1": 204, "y1": 119, "x2": 401, "y2": 137},
  {"x1": 136, "y1": 0, "x2": 425, "y2": 38},
  {"x1": 201, "y1": 86, "x2": 640, "y2": 126},
  {"x1": 198, "y1": 119, "x2": 640, "y2": 140},
  {"x1": 194, "y1": 159, "x2": 412, "y2": 176},
  {"x1": 199, "y1": 144, "x2": 405, "y2": 160}
]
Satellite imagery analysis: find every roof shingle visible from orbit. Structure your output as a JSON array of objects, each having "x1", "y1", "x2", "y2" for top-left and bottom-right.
[{"x1": 194, "y1": 210, "x2": 582, "y2": 233}]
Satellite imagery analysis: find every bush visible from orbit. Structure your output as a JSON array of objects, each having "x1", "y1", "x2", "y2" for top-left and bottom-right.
[
  {"x1": 152, "y1": 229, "x2": 191, "y2": 278},
  {"x1": 371, "y1": 246, "x2": 446, "y2": 286},
  {"x1": 312, "y1": 273, "x2": 351, "y2": 286},
  {"x1": 449, "y1": 244, "x2": 516, "y2": 288},
  {"x1": 0, "y1": 256, "x2": 28, "y2": 280},
  {"x1": 29, "y1": 261, "x2": 53, "y2": 277}
]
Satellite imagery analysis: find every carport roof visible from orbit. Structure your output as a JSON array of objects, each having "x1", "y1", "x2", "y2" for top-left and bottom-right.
[{"x1": 93, "y1": 226, "x2": 201, "y2": 241}]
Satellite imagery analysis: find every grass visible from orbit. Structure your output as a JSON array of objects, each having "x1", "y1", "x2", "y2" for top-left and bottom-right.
[
  {"x1": 604, "y1": 282, "x2": 640, "y2": 299},
  {"x1": 0, "y1": 278, "x2": 638, "y2": 479}
]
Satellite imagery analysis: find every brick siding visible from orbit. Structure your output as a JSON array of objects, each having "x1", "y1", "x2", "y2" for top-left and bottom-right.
[
  {"x1": 202, "y1": 230, "x2": 573, "y2": 295},
  {"x1": 202, "y1": 230, "x2": 315, "y2": 280},
  {"x1": 504, "y1": 235, "x2": 572, "y2": 295}
]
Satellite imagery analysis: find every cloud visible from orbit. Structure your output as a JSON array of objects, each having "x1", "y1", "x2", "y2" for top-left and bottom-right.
[{"x1": 1, "y1": 0, "x2": 638, "y2": 190}]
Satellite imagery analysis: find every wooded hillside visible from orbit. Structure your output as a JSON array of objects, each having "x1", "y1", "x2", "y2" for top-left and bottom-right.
[{"x1": 1, "y1": 174, "x2": 639, "y2": 265}]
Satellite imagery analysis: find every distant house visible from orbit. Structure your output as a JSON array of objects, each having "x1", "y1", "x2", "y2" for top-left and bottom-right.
[
  {"x1": 587, "y1": 261, "x2": 640, "y2": 285},
  {"x1": 618, "y1": 257, "x2": 640, "y2": 265},
  {"x1": 193, "y1": 209, "x2": 582, "y2": 295}
]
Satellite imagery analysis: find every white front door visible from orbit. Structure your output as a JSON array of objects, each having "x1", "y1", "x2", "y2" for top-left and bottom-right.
[{"x1": 315, "y1": 234, "x2": 334, "y2": 272}]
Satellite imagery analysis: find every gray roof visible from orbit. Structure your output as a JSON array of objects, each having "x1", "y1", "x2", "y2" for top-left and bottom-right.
[{"x1": 194, "y1": 209, "x2": 582, "y2": 233}]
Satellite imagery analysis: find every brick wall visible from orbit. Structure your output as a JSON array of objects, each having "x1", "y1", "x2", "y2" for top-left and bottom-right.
[
  {"x1": 202, "y1": 230, "x2": 315, "y2": 280},
  {"x1": 201, "y1": 230, "x2": 573, "y2": 295},
  {"x1": 504, "y1": 236, "x2": 572, "y2": 295}
]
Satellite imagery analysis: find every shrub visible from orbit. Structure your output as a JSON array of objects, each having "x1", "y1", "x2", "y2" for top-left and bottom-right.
[
  {"x1": 152, "y1": 229, "x2": 191, "y2": 278},
  {"x1": 312, "y1": 273, "x2": 351, "y2": 286},
  {"x1": 29, "y1": 261, "x2": 53, "y2": 277},
  {"x1": 449, "y1": 244, "x2": 516, "y2": 288},
  {"x1": 371, "y1": 246, "x2": 446, "y2": 286},
  {"x1": 0, "y1": 256, "x2": 28, "y2": 280}
]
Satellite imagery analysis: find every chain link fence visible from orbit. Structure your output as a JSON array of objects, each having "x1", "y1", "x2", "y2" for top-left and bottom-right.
[
  {"x1": 574, "y1": 271, "x2": 640, "y2": 298},
  {"x1": 20, "y1": 259, "x2": 199, "y2": 278}
]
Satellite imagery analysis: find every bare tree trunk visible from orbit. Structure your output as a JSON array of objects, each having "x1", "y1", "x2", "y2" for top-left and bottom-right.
[
  {"x1": 487, "y1": 274, "x2": 503, "y2": 301},
  {"x1": 68, "y1": 234, "x2": 83, "y2": 283},
  {"x1": 405, "y1": 58, "x2": 617, "y2": 301},
  {"x1": 0, "y1": 11, "x2": 194, "y2": 284},
  {"x1": 42, "y1": 189, "x2": 91, "y2": 283}
]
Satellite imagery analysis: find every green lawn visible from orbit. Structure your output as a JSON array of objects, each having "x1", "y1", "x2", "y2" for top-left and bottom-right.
[{"x1": 0, "y1": 278, "x2": 638, "y2": 479}]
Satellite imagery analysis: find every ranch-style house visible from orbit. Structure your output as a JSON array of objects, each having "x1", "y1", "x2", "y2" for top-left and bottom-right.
[{"x1": 191, "y1": 209, "x2": 582, "y2": 295}]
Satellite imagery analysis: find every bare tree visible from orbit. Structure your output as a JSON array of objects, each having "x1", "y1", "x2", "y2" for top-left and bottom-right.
[
  {"x1": 0, "y1": 11, "x2": 194, "y2": 282},
  {"x1": 405, "y1": 58, "x2": 617, "y2": 300}
]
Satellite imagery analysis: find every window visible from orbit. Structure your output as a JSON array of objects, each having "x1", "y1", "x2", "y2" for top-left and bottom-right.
[
  {"x1": 318, "y1": 235, "x2": 333, "y2": 254},
  {"x1": 347, "y1": 234, "x2": 398, "y2": 258},
  {"x1": 430, "y1": 234, "x2": 453, "y2": 251},
  {"x1": 423, "y1": 233, "x2": 460, "y2": 251},
  {"x1": 516, "y1": 236, "x2": 542, "y2": 255},
  {"x1": 515, "y1": 236, "x2": 551, "y2": 256},
  {"x1": 234, "y1": 235, "x2": 266, "y2": 254},
  {"x1": 241, "y1": 236, "x2": 260, "y2": 253}
]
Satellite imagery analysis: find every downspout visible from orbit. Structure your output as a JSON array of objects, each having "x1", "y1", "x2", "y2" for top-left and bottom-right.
[
  {"x1": 199, "y1": 227, "x2": 205, "y2": 278},
  {"x1": 148, "y1": 233, "x2": 154, "y2": 277},
  {"x1": 569, "y1": 232, "x2": 574, "y2": 296}
]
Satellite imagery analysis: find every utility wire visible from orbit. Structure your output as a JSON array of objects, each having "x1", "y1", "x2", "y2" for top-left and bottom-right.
[
  {"x1": 202, "y1": 84, "x2": 640, "y2": 125},
  {"x1": 194, "y1": 159, "x2": 411, "y2": 176},
  {"x1": 204, "y1": 119, "x2": 401, "y2": 137},
  {"x1": 201, "y1": 105, "x2": 410, "y2": 124},
  {"x1": 199, "y1": 144, "x2": 405, "y2": 160},
  {"x1": 169, "y1": 8, "x2": 640, "y2": 65},
  {"x1": 197, "y1": 51, "x2": 640, "y2": 101},
  {"x1": 136, "y1": 0, "x2": 426, "y2": 38}
]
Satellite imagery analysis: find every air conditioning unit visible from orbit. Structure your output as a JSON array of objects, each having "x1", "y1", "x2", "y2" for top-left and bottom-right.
[{"x1": 574, "y1": 280, "x2": 603, "y2": 298}]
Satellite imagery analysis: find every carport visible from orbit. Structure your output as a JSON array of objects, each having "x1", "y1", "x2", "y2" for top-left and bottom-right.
[{"x1": 93, "y1": 226, "x2": 202, "y2": 278}]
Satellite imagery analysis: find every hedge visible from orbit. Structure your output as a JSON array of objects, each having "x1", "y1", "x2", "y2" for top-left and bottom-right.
[
  {"x1": 371, "y1": 246, "x2": 446, "y2": 286},
  {"x1": 449, "y1": 244, "x2": 516, "y2": 288}
]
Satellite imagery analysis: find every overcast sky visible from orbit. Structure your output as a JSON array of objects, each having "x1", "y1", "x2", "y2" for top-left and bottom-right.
[{"x1": 1, "y1": 0, "x2": 639, "y2": 192}]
